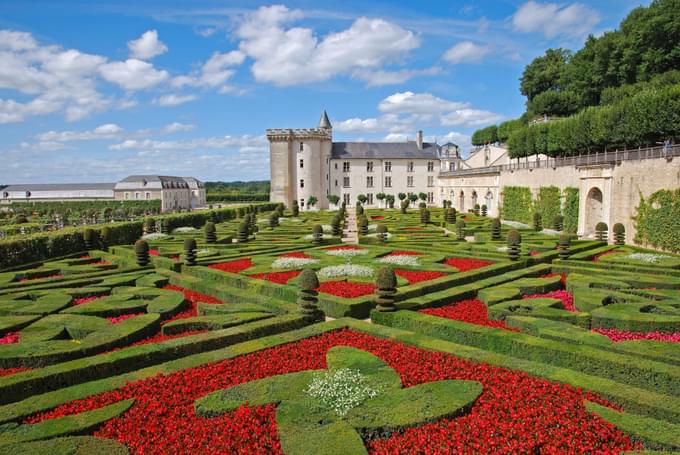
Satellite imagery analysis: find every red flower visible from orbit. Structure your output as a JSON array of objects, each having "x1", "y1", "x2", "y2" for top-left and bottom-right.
[
  {"x1": 421, "y1": 299, "x2": 519, "y2": 332},
  {"x1": 523, "y1": 290, "x2": 576, "y2": 312},
  {"x1": 0, "y1": 367, "x2": 32, "y2": 377},
  {"x1": 593, "y1": 328, "x2": 680, "y2": 343},
  {"x1": 279, "y1": 251, "x2": 312, "y2": 259},
  {"x1": 72, "y1": 294, "x2": 108, "y2": 306},
  {"x1": 444, "y1": 258, "x2": 493, "y2": 272},
  {"x1": 541, "y1": 272, "x2": 567, "y2": 287},
  {"x1": 387, "y1": 250, "x2": 422, "y2": 256},
  {"x1": 0, "y1": 332, "x2": 19, "y2": 344},
  {"x1": 317, "y1": 281, "x2": 376, "y2": 298},
  {"x1": 149, "y1": 249, "x2": 159, "y2": 256},
  {"x1": 395, "y1": 269, "x2": 447, "y2": 284},
  {"x1": 107, "y1": 313, "x2": 144, "y2": 324},
  {"x1": 249, "y1": 270, "x2": 301, "y2": 285},
  {"x1": 371, "y1": 216, "x2": 385, "y2": 220},
  {"x1": 529, "y1": 250, "x2": 539, "y2": 256},
  {"x1": 208, "y1": 258, "x2": 254, "y2": 274},
  {"x1": 18, "y1": 274, "x2": 64, "y2": 282}
]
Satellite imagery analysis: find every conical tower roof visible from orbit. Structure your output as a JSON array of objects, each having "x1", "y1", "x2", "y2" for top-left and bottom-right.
[{"x1": 318, "y1": 110, "x2": 332, "y2": 129}]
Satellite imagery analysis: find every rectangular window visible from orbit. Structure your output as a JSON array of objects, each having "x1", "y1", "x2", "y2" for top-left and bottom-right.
[
  {"x1": 134, "y1": 192, "x2": 140, "y2": 200},
  {"x1": 343, "y1": 176, "x2": 350, "y2": 188},
  {"x1": 343, "y1": 193, "x2": 351, "y2": 204},
  {"x1": 335, "y1": 179, "x2": 338, "y2": 187},
  {"x1": 300, "y1": 199, "x2": 305, "y2": 208},
  {"x1": 146, "y1": 192, "x2": 151, "y2": 200},
  {"x1": 384, "y1": 161, "x2": 392, "y2": 172},
  {"x1": 300, "y1": 179, "x2": 304, "y2": 188},
  {"x1": 407, "y1": 176, "x2": 414, "y2": 187},
  {"x1": 124, "y1": 192, "x2": 130, "y2": 200},
  {"x1": 366, "y1": 176, "x2": 373, "y2": 187},
  {"x1": 427, "y1": 192, "x2": 434, "y2": 203},
  {"x1": 366, "y1": 161, "x2": 373, "y2": 172},
  {"x1": 343, "y1": 162, "x2": 350, "y2": 172},
  {"x1": 299, "y1": 142, "x2": 304, "y2": 152},
  {"x1": 407, "y1": 161, "x2": 414, "y2": 172},
  {"x1": 334, "y1": 163, "x2": 338, "y2": 169},
  {"x1": 427, "y1": 176, "x2": 434, "y2": 187},
  {"x1": 385, "y1": 176, "x2": 392, "y2": 187},
  {"x1": 367, "y1": 193, "x2": 374, "y2": 205},
  {"x1": 427, "y1": 161, "x2": 434, "y2": 172},
  {"x1": 299, "y1": 159, "x2": 304, "y2": 169}
]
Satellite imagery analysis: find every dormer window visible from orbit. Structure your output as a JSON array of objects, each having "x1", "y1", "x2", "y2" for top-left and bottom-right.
[
  {"x1": 25, "y1": 191, "x2": 31, "y2": 198},
  {"x1": 2, "y1": 192, "x2": 8, "y2": 198},
  {"x1": 142, "y1": 179, "x2": 147, "y2": 186}
]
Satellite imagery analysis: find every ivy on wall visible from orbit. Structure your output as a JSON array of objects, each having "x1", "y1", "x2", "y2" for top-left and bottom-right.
[
  {"x1": 634, "y1": 189, "x2": 680, "y2": 252},
  {"x1": 501, "y1": 187, "x2": 534, "y2": 224},
  {"x1": 563, "y1": 188, "x2": 579, "y2": 233},
  {"x1": 535, "y1": 186, "x2": 561, "y2": 228}
]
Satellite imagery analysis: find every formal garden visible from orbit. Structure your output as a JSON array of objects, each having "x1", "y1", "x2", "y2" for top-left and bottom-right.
[{"x1": 0, "y1": 201, "x2": 678, "y2": 454}]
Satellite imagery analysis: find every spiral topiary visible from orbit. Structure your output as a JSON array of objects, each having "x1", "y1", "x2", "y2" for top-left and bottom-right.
[
  {"x1": 375, "y1": 267, "x2": 397, "y2": 312},
  {"x1": 269, "y1": 213, "x2": 279, "y2": 228},
  {"x1": 507, "y1": 229, "x2": 521, "y2": 261},
  {"x1": 292, "y1": 200, "x2": 300, "y2": 217},
  {"x1": 456, "y1": 219, "x2": 466, "y2": 241},
  {"x1": 100, "y1": 226, "x2": 111, "y2": 251},
  {"x1": 558, "y1": 233, "x2": 571, "y2": 259},
  {"x1": 358, "y1": 216, "x2": 368, "y2": 236},
  {"x1": 376, "y1": 224, "x2": 388, "y2": 243},
  {"x1": 595, "y1": 222, "x2": 608, "y2": 242},
  {"x1": 331, "y1": 215, "x2": 342, "y2": 236},
  {"x1": 491, "y1": 218, "x2": 502, "y2": 240},
  {"x1": 83, "y1": 228, "x2": 97, "y2": 250},
  {"x1": 533, "y1": 212, "x2": 542, "y2": 231},
  {"x1": 420, "y1": 208, "x2": 430, "y2": 224},
  {"x1": 134, "y1": 239, "x2": 150, "y2": 266},
  {"x1": 312, "y1": 224, "x2": 324, "y2": 244},
  {"x1": 237, "y1": 222, "x2": 249, "y2": 243},
  {"x1": 553, "y1": 215, "x2": 564, "y2": 231},
  {"x1": 481, "y1": 204, "x2": 487, "y2": 217},
  {"x1": 205, "y1": 222, "x2": 217, "y2": 243},
  {"x1": 237, "y1": 207, "x2": 245, "y2": 218},
  {"x1": 445, "y1": 207, "x2": 457, "y2": 224},
  {"x1": 613, "y1": 223, "x2": 625, "y2": 245},
  {"x1": 184, "y1": 238, "x2": 197, "y2": 266},
  {"x1": 298, "y1": 269, "x2": 323, "y2": 322}
]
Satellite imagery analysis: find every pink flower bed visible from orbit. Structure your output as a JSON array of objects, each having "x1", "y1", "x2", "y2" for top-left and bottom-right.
[
  {"x1": 523, "y1": 290, "x2": 576, "y2": 312},
  {"x1": 593, "y1": 328, "x2": 680, "y2": 343}
]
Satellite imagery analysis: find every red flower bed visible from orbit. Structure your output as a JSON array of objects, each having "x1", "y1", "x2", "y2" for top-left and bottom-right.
[
  {"x1": 0, "y1": 367, "x2": 32, "y2": 377},
  {"x1": 149, "y1": 250, "x2": 159, "y2": 256},
  {"x1": 26, "y1": 329, "x2": 637, "y2": 454},
  {"x1": 387, "y1": 250, "x2": 422, "y2": 256},
  {"x1": 250, "y1": 270, "x2": 301, "y2": 285},
  {"x1": 18, "y1": 274, "x2": 64, "y2": 282},
  {"x1": 524, "y1": 290, "x2": 576, "y2": 312},
  {"x1": 107, "y1": 314, "x2": 144, "y2": 324},
  {"x1": 444, "y1": 258, "x2": 493, "y2": 272},
  {"x1": 317, "y1": 281, "x2": 376, "y2": 298},
  {"x1": 593, "y1": 328, "x2": 680, "y2": 343},
  {"x1": 529, "y1": 250, "x2": 539, "y2": 256},
  {"x1": 126, "y1": 330, "x2": 209, "y2": 349},
  {"x1": 541, "y1": 272, "x2": 567, "y2": 287},
  {"x1": 322, "y1": 245, "x2": 363, "y2": 251},
  {"x1": 278, "y1": 251, "x2": 312, "y2": 259},
  {"x1": 421, "y1": 299, "x2": 519, "y2": 332},
  {"x1": 395, "y1": 269, "x2": 447, "y2": 284},
  {"x1": 592, "y1": 250, "x2": 623, "y2": 262},
  {"x1": 72, "y1": 294, "x2": 109, "y2": 306},
  {"x1": 208, "y1": 258, "x2": 254, "y2": 274},
  {"x1": 0, "y1": 332, "x2": 19, "y2": 344},
  {"x1": 371, "y1": 216, "x2": 385, "y2": 220}
]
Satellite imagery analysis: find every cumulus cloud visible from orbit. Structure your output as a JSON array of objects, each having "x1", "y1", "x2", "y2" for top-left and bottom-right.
[
  {"x1": 163, "y1": 122, "x2": 195, "y2": 133},
  {"x1": 37, "y1": 123, "x2": 124, "y2": 142},
  {"x1": 127, "y1": 30, "x2": 168, "y2": 60},
  {"x1": 109, "y1": 134, "x2": 267, "y2": 151},
  {"x1": 442, "y1": 41, "x2": 490, "y2": 64},
  {"x1": 440, "y1": 109, "x2": 503, "y2": 127},
  {"x1": 99, "y1": 59, "x2": 169, "y2": 91},
  {"x1": 172, "y1": 50, "x2": 245, "y2": 91},
  {"x1": 154, "y1": 93, "x2": 197, "y2": 106},
  {"x1": 235, "y1": 5, "x2": 420, "y2": 86},
  {"x1": 378, "y1": 91, "x2": 466, "y2": 115},
  {"x1": 512, "y1": 1, "x2": 600, "y2": 38}
]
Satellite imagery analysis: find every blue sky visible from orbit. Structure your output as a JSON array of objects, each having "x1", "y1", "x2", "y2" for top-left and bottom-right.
[{"x1": 0, "y1": 0, "x2": 647, "y2": 183}]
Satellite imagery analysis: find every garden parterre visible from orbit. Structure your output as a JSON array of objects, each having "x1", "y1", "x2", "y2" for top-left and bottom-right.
[{"x1": 0, "y1": 204, "x2": 679, "y2": 453}]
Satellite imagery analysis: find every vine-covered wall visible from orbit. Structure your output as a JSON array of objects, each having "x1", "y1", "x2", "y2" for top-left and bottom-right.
[
  {"x1": 501, "y1": 185, "x2": 579, "y2": 232},
  {"x1": 634, "y1": 189, "x2": 680, "y2": 252},
  {"x1": 501, "y1": 187, "x2": 534, "y2": 224},
  {"x1": 535, "y1": 186, "x2": 561, "y2": 228},
  {"x1": 563, "y1": 188, "x2": 579, "y2": 233}
]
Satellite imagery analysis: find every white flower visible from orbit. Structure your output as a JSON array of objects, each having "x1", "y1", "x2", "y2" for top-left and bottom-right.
[
  {"x1": 271, "y1": 257, "x2": 319, "y2": 269},
  {"x1": 304, "y1": 233, "x2": 333, "y2": 240},
  {"x1": 625, "y1": 252, "x2": 671, "y2": 264},
  {"x1": 318, "y1": 264, "x2": 374, "y2": 278},
  {"x1": 502, "y1": 220, "x2": 530, "y2": 229},
  {"x1": 142, "y1": 232, "x2": 168, "y2": 240},
  {"x1": 378, "y1": 255, "x2": 419, "y2": 266},
  {"x1": 325, "y1": 249, "x2": 369, "y2": 258},
  {"x1": 322, "y1": 224, "x2": 333, "y2": 233},
  {"x1": 172, "y1": 227, "x2": 196, "y2": 233},
  {"x1": 305, "y1": 368, "x2": 381, "y2": 416},
  {"x1": 496, "y1": 246, "x2": 509, "y2": 252}
]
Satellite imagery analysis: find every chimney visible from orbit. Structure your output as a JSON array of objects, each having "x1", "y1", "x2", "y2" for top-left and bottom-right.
[{"x1": 416, "y1": 130, "x2": 423, "y2": 150}]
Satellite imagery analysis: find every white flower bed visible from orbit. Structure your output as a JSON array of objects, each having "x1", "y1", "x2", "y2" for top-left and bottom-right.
[
  {"x1": 541, "y1": 228, "x2": 560, "y2": 235},
  {"x1": 502, "y1": 220, "x2": 530, "y2": 229},
  {"x1": 496, "y1": 246, "x2": 509, "y2": 252},
  {"x1": 378, "y1": 255, "x2": 419, "y2": 266},
  {"x1": 625, "y1": 252, "x2": 671, "y2": 264},
  {"x1": 305, "y1": 368, "x2": 381, "y2": 416},
  {"x1": 325, "y1": 249, "x2": 369, "y2": 258},
  {"x1": 172, "y1": 227, "x2": 196, "y2": 233},
  {"x1": 368, "y1": 224, "x2": 378, "y2": 231},
  {"x1": 142, "y1": 233, "x2": 168, "y2": 240},
  {"x1": 365, "y1": 232, "x2": 393, "y2": 239},
  {"x1": 318, "y1": 264, "x2": 374, "y2": 278},
  {"x1": 303, "y1": 233, "x2": 333, "y2": 240},
  {"x1": 197, "y1": 248, "x2": 216, "y2": 256},
  {"x1": 271, "y1": 257, "x2": 320, "y2": 269},
  {"x1": 322, "y1": 224, "x2": 333, "y2": 233}
]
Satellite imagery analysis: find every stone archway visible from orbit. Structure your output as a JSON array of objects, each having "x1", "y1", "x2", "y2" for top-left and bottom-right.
[
  {"x1": 471, "y1": 191, "x2": 478, "y2": 208},
  {"x1": 585, "y1": 187, "x2": 603, "y2": 237},
  {"x1": 485, "y1": 191, "x2": 493, "y2": 214},
  {"x1": 459, "y1": 191, "x2": 465, "y2": 212}
]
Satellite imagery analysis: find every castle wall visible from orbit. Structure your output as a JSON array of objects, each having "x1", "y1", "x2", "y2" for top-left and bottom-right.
[{"x1": 269, "y1": 140, "x2": 294, "y2": 207}]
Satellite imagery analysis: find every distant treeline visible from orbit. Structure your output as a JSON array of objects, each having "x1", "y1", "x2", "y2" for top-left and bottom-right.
[{"x1": 205, "y1": 180, "x2": 270, "y2": 202}]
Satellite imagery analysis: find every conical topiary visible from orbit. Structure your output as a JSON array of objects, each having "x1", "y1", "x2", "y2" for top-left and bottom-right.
[
  {"x1": 491, "y1": 218, "x2": 501, "y2": 240},
  {"x1": 376, "y1": 224, "x2": 388, "y2": 243},
  {"x1": 312, "y1": 224, "x2": 323, "y2": 245},
  {"x1": 456, "y1": 219, "x2": 466, "y2": 241},
  {"x1": 134, "y1": 239, "x2": 150, "y2": 266},
  {"x1": 248, "y1": 212, "x2": 257, "y2": 233},
  {"x1": 292, "y1": 200, "x2": 299, "y2": 217},
  {"x1": 445, "y1": 207, "x2": 457, "y2": 224},
  {"x1": 237, "y1": 221, "x2": 249, "y2": 243},
  {"x1": 613, "y1": 223, "x2": 625, "y2": 245},
  {"x1": 160, "y1": 219, "x2": 170, "y2": 234},
  {"x1": 481, "y1": 204, "x2": 487, "y2": 217},
  {"x1": 205, "y1": 222, "x2": 217, "y2": 243},
  {"x1": 474, "y1": 204, "x2": 480, "y2": 216},
  {"x1": 533, "y1": 212, "x2": 542, "y2": 231},
  {"x1": 331, "y1": 215, "x2": 342, "y2": 236},
  {"x1": 400, "y1": 200, "x2": 409, "y2": 214},
  {"x1": 184, "y1": 238, "x2": 197, "y2": 266},
  {"x1": 356, "y1": 204, "x2": 364, "y2": 216},
  {"x1": 269, "y1": 213, "x2": 279, "y2": 228},
  {"x1": 595, "y1": 222, "x2": 608, "y2": 242},
  {"x1": 100, "y1": 226, "x2": 111, "y2": 251},
  {"x1": 297, "y1": 269, "x2": 322, "y2": 322},
  {"x1": 358, "y1": 216, "x2": 368, "y2": 236},
  {"x1": 143, "y1": 217, "x2": 156, "y2": 234},
  {"x1": 420, "y1": 208, "x2": 430, "y2": 224},
  {"x1": 83, "y1": 228, "x2": 97, "y2": 250},
  {"x1": 276, "y1": 203, "x2": 285, "y2": 217},
  {"x1": 507, "y1": 229, "x2": 521, "y2": 261},
  {"x1": 558, "y1": 233, "x2": 571, "y2": 259},
  {"x1": 553, "y1": 215, "x2": 564, "y2": 231},
  {"x1": 375, "y1": 267, "x2": 397, "y2": 312}
]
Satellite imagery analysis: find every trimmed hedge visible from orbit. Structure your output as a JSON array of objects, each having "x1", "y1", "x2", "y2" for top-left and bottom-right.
[{"x1": 501, "y1": 187, "x2": 533, "y2": 224}]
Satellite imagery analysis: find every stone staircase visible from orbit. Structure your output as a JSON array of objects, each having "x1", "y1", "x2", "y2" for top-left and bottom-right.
[{"x1": 342, "y1": 207, "x2": 359, "y2": 244}]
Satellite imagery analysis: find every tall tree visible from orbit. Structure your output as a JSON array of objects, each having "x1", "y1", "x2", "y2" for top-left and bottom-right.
[{"x1": 520, "y1": 48, "x2": 572, "y2": 101}]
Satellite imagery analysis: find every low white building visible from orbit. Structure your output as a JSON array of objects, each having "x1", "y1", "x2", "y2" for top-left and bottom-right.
[{"x1": 1, "y1": 183, "x2": 115, "y2": 203}]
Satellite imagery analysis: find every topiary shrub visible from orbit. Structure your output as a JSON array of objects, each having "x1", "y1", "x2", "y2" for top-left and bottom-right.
[
  {"x1": 312, "y1": 224, "x2": 324, "y2": 245},
  {"x1": 143, "y1": 218, "x2": 155, "y2": 234},
  {"x1": 559, "y1": 233, "x2": 571, "y2": 259},
  {"x1": 160, "y1": 219, "x2": 170, "y2": 234},
  {"x1": 356, "y1": 204, "x2": 364, "y2": 216},
  {"x1": 474, "y1": 204, "x2": 480, "y2": 216},
  {"x1": 269, "y1": 213, "x2": 279, "y2": 228},
  {"x1": 400, "y1": 200, "x2": 409, "y2": 214},
  {"x1": 184, "y1": 238, "x2": 197, "y2": 266},
  {"x1": 276, "y1": 203, "x2": 285, "y2": 217},
  {"x1": 375, "y1": 267, "x2": 397, "y2": 312},
  {"x1": 418, "y1": 202, "x2": 426, "y2": 209},
  {"x1": 358, "y1": 216, "x2": 368, "y2": 236},
  {"x1": 248, "y1": 212, "x2": 257, "y2": 233},
  {"x1": 595, "y1": 222, "x2": 608, "y2": 241},
  {"x1": 100, "y1": 226, "x2": 111, "y2": 251},
  {"x1": 331, "y1": 215, "x2": 342, "y2": 236},
  {"x1": 553, "y1": 215, "x2": 564, "y2": 231},
  {"x1": 204, "y1": 222, "x2": 217, "y2": 243},
  {"x1": 481, "y1": 204, "x2": 488, "y2": 217},
  {"x1": 292, "y1": 200, "x2": 300, "y2": 217},
  {"x1": 533, "y1": 212, "x2": 543, "y2": 231},
  {"x1": 456, "y1": 219, "x2": 466, "y2": 241},
  {"x1": 237, "y1": 207, "x2": 245, "y2": 218},
  {"x1": 134, "y1": 239, "x2": 150, "y2": 266},
  {"x1": 237, "y1": 222, "x2": 249, "y2": 243},
  {"x1": 83, "y1": 228, "x2": 97, "y2": 250},
  {"x1": 376, "y1": 224, "x2": 388, "y2": 243},
  {"x1": 491, "y1": 218, "x2": 502, "y2": 240},
  {"x1": 420, "y1": 208, "x2": 430, "y2": 224},
  {"x1": 445, "y1": 208, "x2": 457, "y2": 224},
  {"x1": 613, "y1": 223, "x2": 625, "y2": 245},
  {"x1": 507, "y1": 229, "x2": 522, "y2": 261},
  {"x1": 298, "y1": 269, "x2": 323, "y2": 322}
]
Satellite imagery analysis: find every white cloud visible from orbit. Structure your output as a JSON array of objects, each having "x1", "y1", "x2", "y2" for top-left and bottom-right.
[
  {"x1": 334, "y1": 117, "x2": 383, "y2": 134},
  {"x1": 99, "y1": 59, "x2": 169, "y2": 91},
  {"x1": 378, "y1": 91, "x2": 466, "y2": 115},
  {"x1": 109, "y1": 134, "x2": 267, "y2": 151},
  {"x1": 512, "y1": 1, "x2": 600, "y2": 38},
  {"x1": 37, "y1": 123, "x2": 124, "y2": 142},
  {"x1": 440, "y1": 109, "x2": 503, "y2": 127},
  {"x1": 352, "y1": 67, "x2": 440, "y2": 87},
  {"x1": 442, "y1": 41, "x2": 490, "y2": 64},
  {"x1": 154, "y1": 93, "x2": 197, "y2": 106},
  {"x1": 171, "y1": 50, "x2": 244, "y2": 92},
  {"x1": 235, "y1": 5, "x2": 420, "y2": 86},
  {"x1": 128, "y1": 30, "x2": 168, "y2": 60},
  {"x1": 163, "y1": 122, "x2": 195, "y2": 133}
]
